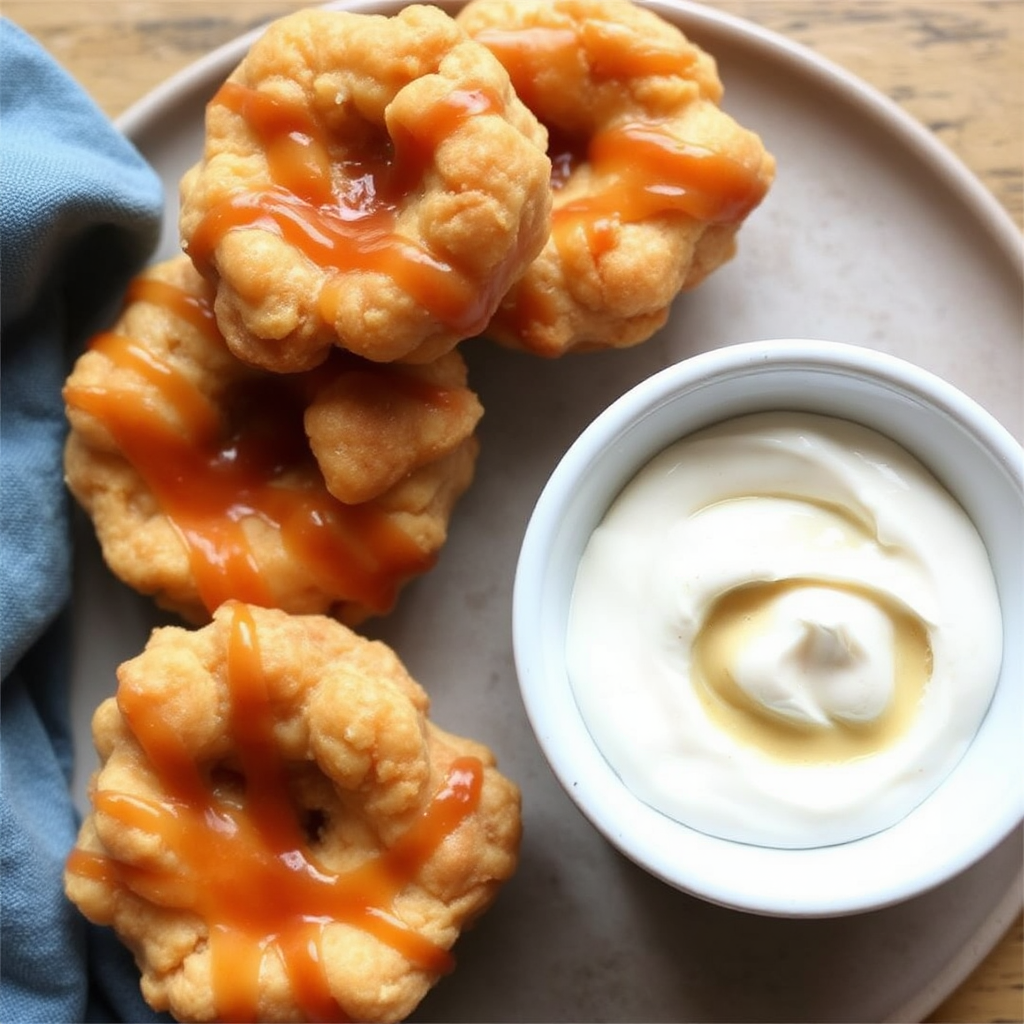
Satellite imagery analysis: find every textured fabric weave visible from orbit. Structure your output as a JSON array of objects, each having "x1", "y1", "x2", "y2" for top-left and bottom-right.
[{"x1": 1, "y1": 18, "x2": 167, "y2": 1022}]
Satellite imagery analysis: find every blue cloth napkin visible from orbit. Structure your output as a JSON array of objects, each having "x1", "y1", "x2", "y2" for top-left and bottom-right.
[{"x1": 1, "y1": 19, "x2": 168, "y2": 1022}]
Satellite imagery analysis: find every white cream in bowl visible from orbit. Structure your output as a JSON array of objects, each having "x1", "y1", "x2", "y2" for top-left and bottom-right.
[
  {"x1": 565, "y1": 411, "x2": 1002, "y2": 848},
  {"x1": 512, "y1": 339, "x2": 1024, "y2": 916}
]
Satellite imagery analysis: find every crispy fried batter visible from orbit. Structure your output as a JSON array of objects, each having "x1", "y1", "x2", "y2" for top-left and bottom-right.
[
  {"x1": 65, "y1": 602, "x2": 522, "y2": 1023},
  {"x1": 63, "y1": 256, "x2": 481, "y2": 625},
  {"x1": 306, "y1": 350, "x2": 482, "y2": 505},
  {"x1": 179, "y1": 4, "x2": 552, "y2": 371},
  {"x1": 457, "y1": 0, "x2": 776, "y2": 357}
]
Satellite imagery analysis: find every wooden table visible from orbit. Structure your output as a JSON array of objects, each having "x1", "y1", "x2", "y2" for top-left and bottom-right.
[{"x1": 5, "y1": 2, "x2": 1021, "y2": 1022}]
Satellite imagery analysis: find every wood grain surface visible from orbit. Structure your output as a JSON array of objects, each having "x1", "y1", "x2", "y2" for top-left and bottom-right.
[{"x1": 4, "y1": 3, "x2": 1022, "y2": 1023}]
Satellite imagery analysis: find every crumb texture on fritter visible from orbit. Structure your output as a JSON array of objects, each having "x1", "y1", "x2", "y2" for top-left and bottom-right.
[
  {"x1": 179, "y1": 4, "x2": 552, "y2": 371},
  {"x1": 63, "y1": 255, "x2": 481, "y2": 626},
  {"x1": 457, "y1": 0, "x2": 776, "y2": 357},
  {"x1": 64, "y1": 602, "x2": 522, "y2": 1023}
]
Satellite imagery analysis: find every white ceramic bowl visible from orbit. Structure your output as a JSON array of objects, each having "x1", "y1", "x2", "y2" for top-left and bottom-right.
[{"x1": 513, "y1": 339, "x2": 1023, "y2": 917}]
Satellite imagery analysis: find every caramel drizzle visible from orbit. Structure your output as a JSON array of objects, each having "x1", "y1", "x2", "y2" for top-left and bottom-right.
[
  {"x1": 213, "y1": 79, "x2": 335, "y2": 207},
  {"x1": 68, "y1": 603, "x2": 482, "y2": 1022},
  {"x1": 553, "y1": 122, "x2": 770, "y2": 256},
  {"x1": 471, "y1": 22, "x2": 767, "y2": 233},
  {"x1": 63, "y1": 276, "x2": 435, "y2": 617},
  {"x1": 188, "y1": 80, "x2": 509, "y2": 336},
  {"x1": 471, "y1": 22, "x2": 699, "y2": 112}
]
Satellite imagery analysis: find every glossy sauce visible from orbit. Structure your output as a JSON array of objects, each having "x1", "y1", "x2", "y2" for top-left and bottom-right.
[
  {"x1": 214, "y1": 80, "x2": 336, "y2": 207},
  {"x1": 471, "y1": 22, "x2": 698, "y2": 111},
  {"x1": 68, "y1": 602, "x2": 483, "y2": 1022},
  {"x1": 63, "y1": 275, "x2": 436, "y2": 617},
  {"x1": 470, "y1": 22, "x2": 768, "y2": 246},
  {"x1": 555, "y1": 122, "x2": 769, "y2": 238},
  {"x1": 190, "y1": 81, "x2": 510, "y2": 337}
]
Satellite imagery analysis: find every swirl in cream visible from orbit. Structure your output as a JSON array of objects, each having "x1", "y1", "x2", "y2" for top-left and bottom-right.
[{"x1": 566, "y1": 412, "x2": 1002, "y2": 847}]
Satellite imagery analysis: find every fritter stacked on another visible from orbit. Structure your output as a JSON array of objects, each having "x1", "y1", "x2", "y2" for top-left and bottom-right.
[{"x1": 64, "y1": 256, "x2": 482, "y2": 626}]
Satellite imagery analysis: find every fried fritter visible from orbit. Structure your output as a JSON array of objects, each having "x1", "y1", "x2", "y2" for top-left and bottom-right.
[
  {"x1": 179, "y1": 4, "x2": 552, "y2": 371},
  {"x1": 65, "y1": 602, "x2": 522, "y2": 1023},
  {"x1": 306, "y1": 350, "x2": 482, "y2": 505},
  {"x1": 458, "y1": 0, "x2": 776, "y2": 356},
  {"x1": 63, "y1": 256, "x2": 481, "y2": 626}
]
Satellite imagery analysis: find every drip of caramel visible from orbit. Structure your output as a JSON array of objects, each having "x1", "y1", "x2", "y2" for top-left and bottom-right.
[
  {"x1": 472, "y1": 19, "x2": 697, "y2": 110},
  {"x1": 470, "y1": 22, "x2": 767, "y2": 245},
  {"x1": 126, "y1": 275, "x2": 220, "y2": 337},
  {"x1": 215, "y1": 80, "x2": 335, "y2": 206},
  {"x1": 64, "y1": 277, "x2": 435, "y2": 616},
  {"x1": 469, "y1": 27, "x2": 579, "y2": 114},
  {"x1": 551, "y1": 122, "x2": 769, "y2": 259},
  {"x1": 191, "y1": 82, "x2": 509, "y2": 337},
  {"x1": 68, "y1": 603, "x2": 483, "y2": 1022},
  {"x1": 584, "y1": 123, "x2": 768, "y2": 223},
  {"x1": 579, "y1": 18, "x2": 701, "y2": 80},
  {"x1": 492, "y1": 120, "x2": 767, "y2": 346}
]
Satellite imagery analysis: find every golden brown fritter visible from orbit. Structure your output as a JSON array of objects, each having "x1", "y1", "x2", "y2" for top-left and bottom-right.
[
  {"x1": 65, "y1": 602, "x2": 522, "y2": 1023},
  {"x1": 179, "y1": 4, "x2": 552, "y2": 372},
  {"x1": 306, "y1": 351, "x2": 482, "y2": 505},
  {"x1": 63, "y1": 256, "x2": 481, "y2": 626},
  {"x1": 457, "y1": 0, "x2": 776, "y2": 356}
]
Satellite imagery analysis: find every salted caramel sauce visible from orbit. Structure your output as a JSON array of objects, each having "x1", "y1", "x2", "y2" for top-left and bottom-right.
[
  {"x1": 471, "y1": 21, "x2": 695, "y2": 111},
  {"x1": 215, "y1": 80, "x2": 334, "y2": 207},
  {"x1": 192, "y1": 81, "x2": 508, "y2": 337},
  {"x1": 63, "y1": 276, "x2": 436, "y2": 617},
  {"x1": 470, "y1": 22, "x2": 764, "y2": 253},
  {"x1": 579, "y1": 18, "x2": 701, "y2": 80},
  {"x1": 127, "y1": 274, "x2": 220, "y2": 337},
  {"x1": 468, "y1": 27, "x2": 579, "y2": 114},
  {"x1": 588, "y1": 122, "x2": 768, "y2": 223},
  {"x1": 552, "y1": 121, "x2": 768, "y2": 258},
  {"x1": 68, "y1": 603, "x2": 484, "y2": 1022}
]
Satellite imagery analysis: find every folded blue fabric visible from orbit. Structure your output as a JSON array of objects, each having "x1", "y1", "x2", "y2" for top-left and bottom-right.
[{"x1": 0, "y1": 19, "x2": 168, "y2": 1023}]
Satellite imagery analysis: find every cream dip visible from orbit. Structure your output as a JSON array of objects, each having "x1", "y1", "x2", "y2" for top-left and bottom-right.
[{"x1": 565, "y1": 411, "x2": 1003, "y2": 848}]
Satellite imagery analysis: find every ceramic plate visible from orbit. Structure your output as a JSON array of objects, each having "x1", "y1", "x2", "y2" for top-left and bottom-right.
[{"x1": 70, "y1": 2, "x2": 1024, "y2": 1020}]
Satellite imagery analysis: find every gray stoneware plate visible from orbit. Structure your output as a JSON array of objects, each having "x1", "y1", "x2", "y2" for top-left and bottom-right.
[{"x1": 70, "y1": 1, "x2": 1024, "y2": 1020}]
